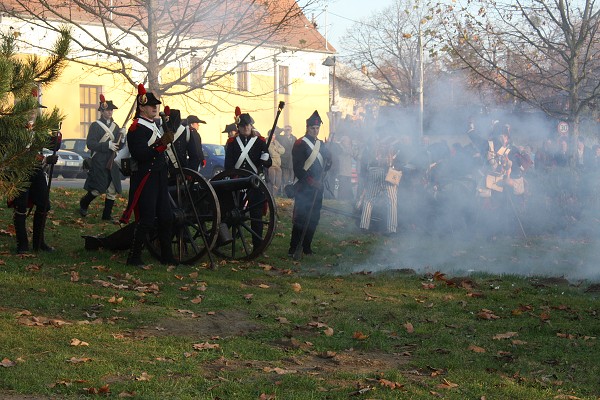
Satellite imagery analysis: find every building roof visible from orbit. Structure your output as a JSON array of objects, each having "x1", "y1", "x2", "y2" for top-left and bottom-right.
[{"x1": 1, "y1": 0, "x2": 335, "y2": 53}]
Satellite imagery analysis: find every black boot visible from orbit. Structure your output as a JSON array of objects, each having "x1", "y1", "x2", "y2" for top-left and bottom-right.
[
  {"x1": 126, "y1": 224, "x2": 147, "y2": 267},
  {"x1": 158, "y1": 222, "x2": 177, "y2": 265},
  {"x1": 102, "y1": 199, "x2": 115, "y2": 221},
  {"x1": 13, "y1": 212, "x2": 29, "y2": 254},
  {"x1": 79, "y1": 192, "x2": 96, "y2": 217},
  {"x1": 32, "y1": 211, "x2": 54, "y2": 252},
  {"x1": 302, "y1": 227, "x2": 316, "y2": 255},
  {"x1": 287, "y1": 226, "x2": 302, "y2": 257}
]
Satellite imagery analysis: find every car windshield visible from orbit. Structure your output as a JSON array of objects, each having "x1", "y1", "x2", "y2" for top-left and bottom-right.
[{"x1": 205, "y1": 144, "x2": 225, "y2": 156}]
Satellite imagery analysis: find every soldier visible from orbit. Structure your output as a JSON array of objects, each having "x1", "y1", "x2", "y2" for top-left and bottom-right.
[
  {"x1": 288, "y1": 111, "x2": 331, "y2": 256},
  {"x1": 163, "y1": 109, "x2": 204, "y2": 174},
  {"x1": 185, "y1": 115, "x2": 206, "y2": 170},
  {"x1": 123, "y1": 84, "x2": 175, "y2": 266},
  {"x1": 10, "y1": 105, "x2": 59, "y2": 253},
  {"x1": 222, "y1": 123, "x2": 238, "y2": 139},
  {"x1": 79, "y1": 94, "x2": 125, "y2": 220},
  {"x1": 224, "y1": 112, "x2": 272, "y2": 251},
  {"x1": 280, "y1": 125, "x2": 296, "y2": 187}
]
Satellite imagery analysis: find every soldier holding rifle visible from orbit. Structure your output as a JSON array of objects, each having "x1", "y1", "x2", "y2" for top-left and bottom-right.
[
  {"x1": 79, "y1": 94, "x2": 125, "y2": 221},
  {"x1": 288, "y1": 111, "x2": 331, "y2": 257}
]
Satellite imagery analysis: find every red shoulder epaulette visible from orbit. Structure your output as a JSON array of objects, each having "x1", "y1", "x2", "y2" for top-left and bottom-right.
[
  {"x1": 128, "y1": 119, "x2": 139, "y2": 133},
  {"x1": 257, "y1": 136, "x2": 266, "y2": 142},
  {"x1": 294, "y1": 137, "x2": 303, "y2": 145},
  {"x1": 226, "y1": 136, "x2": 236, "y2": 144}
]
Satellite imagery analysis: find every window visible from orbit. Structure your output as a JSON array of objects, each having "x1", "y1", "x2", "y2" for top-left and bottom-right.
[
  {"x1": 191, "y1": 57, "x2": 203, "y2": 87},
  {"x1": 80, "y1": 85, "x2": 101, "y2": 137},
  {"x1": 237, "y1": 62, "x2": 249, "y2": 92},
  {"x1": 279, "y1": 65, "x2": 289, "y2": 94}
]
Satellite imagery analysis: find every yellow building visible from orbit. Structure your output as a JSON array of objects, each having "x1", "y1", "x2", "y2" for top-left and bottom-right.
[{"x1": 1, "y1": 0, "x2": 336, "y2": 144}]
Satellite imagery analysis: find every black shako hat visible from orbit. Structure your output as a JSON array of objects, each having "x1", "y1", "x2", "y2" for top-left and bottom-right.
[
  {"x1": 136, "y1": 83, "x2": 161, "y2": 107},
  {"x1": 98, "y1": 94, "x2": 118, "y2": 111},
  {"x1": 306, "y1": 110, "x2": 323, "y2": 126},
  {"x1": 187, "y1": 115, "x2": 206, "y2": 125},
  {"x1": 237, "y1": 113, "x2": 254, "y2": 127},
  {"x1": 222, "y1": 123, "x2": 237, "y2": 133}
]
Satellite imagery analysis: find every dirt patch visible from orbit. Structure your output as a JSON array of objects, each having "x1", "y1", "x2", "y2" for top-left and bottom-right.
[
  {"x1": 202, "y1": 343, "x2": 411, "y2": 379},
  {"x1": 134, "y1": 310, "x2": 261, "y2": 339}
]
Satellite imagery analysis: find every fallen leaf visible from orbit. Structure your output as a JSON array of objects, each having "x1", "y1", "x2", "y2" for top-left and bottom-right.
[
  {"x1": 193, "y1": 342, "x2": 220, "y2": 351},
  {"x1": 323, "y1": 327, "x2": 334, "y2": 336},
  {"x1": 66, "y1": 357, "x2": 92, "y2": 363},
  {"x1": 70, "y1": 271, "x2": 80, "y2": 282},
  {"x1": 478, "y1": 309, "x2": 500, "y2": 320},
  {"x1": 1, "y1": 358, "x2": 16, "y2": 367},
  {"x1": 70, "y1": 338, "x2": 90, "y2": 347},
  {"x1": 263, "y1": 366, "x2": 297, "y2": 374},
  {"x1": 291, "y1": 282, "x2": 302, "y2": 292},
  {"x1": 135, "y1": 372, "x2": 151, "y2": 381},
  {"x1": 378, "y1": 378, "x2": 404, "y2": 390},
  {"x1": 493, "y1": 332, "x2": 518, "y2": 340},
  {"x1": 404, "y1": 322, "x2": 414, "y2": 333},
  {"x1": 276, "y1": 317, "x2": 289, "y2": 324},
  {"x1": 258, "y1": 284, "x2": 270, "y2": 289},
  {"x1": 353, "y1": 331, "x2": 369, "y2": 340},
  {"x1": 436, "y1": 378, "x2": 459, "y2": 389},
  {"x1": 468, "y1": 345, "x2": 486, "y2": 353}
]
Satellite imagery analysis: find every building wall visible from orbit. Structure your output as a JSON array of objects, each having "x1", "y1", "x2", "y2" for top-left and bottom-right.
[{"x1": 3, "y1": 17, "x2": 332, "y2": 145}]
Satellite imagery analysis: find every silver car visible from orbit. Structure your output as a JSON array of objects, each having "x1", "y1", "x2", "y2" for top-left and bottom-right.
[{"x1": 43, "y1": 148, "x2": 84, "y2": 179}]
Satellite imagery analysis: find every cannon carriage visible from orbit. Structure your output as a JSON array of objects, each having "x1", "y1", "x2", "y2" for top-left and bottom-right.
[
  {"x1": 145, "y1": 168, "x2": 277, "y2": 264},
  {"x1": 84, "y1": 168, "x2": 277, "y2": 265}
]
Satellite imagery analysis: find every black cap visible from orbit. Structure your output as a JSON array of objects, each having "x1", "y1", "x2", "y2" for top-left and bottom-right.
[
  {"x1": 306, "y1": 110, "x2": 322, "y2": 126},
  {"x1": 136, "y1": 83, "x2": 161, "y2": 106},
  {"x1": 222, "y1": 123, "x2": 237, "y2": 133},
  {"x1": 187, "y1": 115, "x2": 206, "y2": 124},
  {"x1": 237, "y1": 113, "x2": 254, "y2": 127},
  {"x1": 98, "y1": 100, "x2": 118, "y2": 111}
]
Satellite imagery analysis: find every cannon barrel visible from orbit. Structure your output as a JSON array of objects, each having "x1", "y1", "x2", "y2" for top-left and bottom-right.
[{"x1": 210, "y1": 175, "x2": 261, "y2": 192}]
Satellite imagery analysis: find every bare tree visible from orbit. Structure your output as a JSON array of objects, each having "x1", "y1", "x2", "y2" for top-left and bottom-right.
[
  {"x1": 1, "y1": 0, "x2": 320, "y2": 117},
  {"x1": 438, "y1": 0, "x2": 600, "y2": 134},
  {"x1": 340, "y1": 0, "x2": 445, "y2": 107}
]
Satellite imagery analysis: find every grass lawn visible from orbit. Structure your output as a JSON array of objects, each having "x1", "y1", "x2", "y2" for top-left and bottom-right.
[{"x1": 0, "y1": 187, "x2": 599, "y2": 399}]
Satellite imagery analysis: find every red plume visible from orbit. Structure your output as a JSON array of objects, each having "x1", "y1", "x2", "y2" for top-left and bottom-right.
[
  {"x1": 31, "y1": 88, "x2": 39, "y2": 98},
  {"x1": 137, "y1": 83, "x2": 146, "y2": 95},
  {"x1": 235, "y1": 106, "x2": 241, "y2": 117},
  {"x1": 164, "y1": 106, "x2": 171, "y2": 116},
  {"x1": 99, "y1": 94, "x2": 106, "y2": 103}
]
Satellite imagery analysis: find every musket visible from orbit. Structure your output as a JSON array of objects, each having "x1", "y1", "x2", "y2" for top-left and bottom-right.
[
  {"x1": 105, "y1": 128, "x2": 125, "y2": 170},
  {"x1": 266, "y1": 101, "x2": 285, "y2": 148},
  {"x1": 34, "y1": 127, "x2": 62, "y2": 251},
  {"x1": 159, "y1": 111, "x2": 217, "y2": 269},
  {"x1": 106, "y1": 101, "x2": 136, "y2": 170}
]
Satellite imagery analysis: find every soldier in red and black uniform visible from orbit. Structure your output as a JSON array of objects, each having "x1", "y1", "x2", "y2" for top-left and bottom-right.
[
  {"x1": 123, "y1": 84, "x2": 175, "y2": 266},
  {"x1": 224, "y1": 112, "x2": 272, "y2": 251},
  {"x1": 288, "y1": 111, "x2": 331, "y2": 256}
]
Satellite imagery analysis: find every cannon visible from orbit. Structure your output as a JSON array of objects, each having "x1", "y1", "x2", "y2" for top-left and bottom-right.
[{"x1": 84, "y1": 168, "x2": 277, "y2": 265}]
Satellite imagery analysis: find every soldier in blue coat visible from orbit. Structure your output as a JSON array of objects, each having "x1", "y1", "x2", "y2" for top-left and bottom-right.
[{"x1": 79, "y1": 94, "x2": 125, "y2": 220}]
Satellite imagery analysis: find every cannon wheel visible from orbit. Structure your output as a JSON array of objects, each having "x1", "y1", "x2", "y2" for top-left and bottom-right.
[
  {"x1": 211, "y1": 169, "x2": 276, "y2": 260},
  {"x1": 147, "y1": 168, "x2": 220, "y2": 264}
]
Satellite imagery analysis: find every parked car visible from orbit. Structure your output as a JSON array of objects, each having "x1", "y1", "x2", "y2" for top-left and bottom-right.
[
  {"x1": 61, "y1": 138, "x2": 90, "y2": 160},
  {"x1": 42, "y1": 148, "x2": 84, "y2": 179},
  {"x1": 199, "y1": 143, "x2": 225, "y2": 178},
  {"x1": 61, "y1": 138, "x2": 90, "y2": 178}
]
